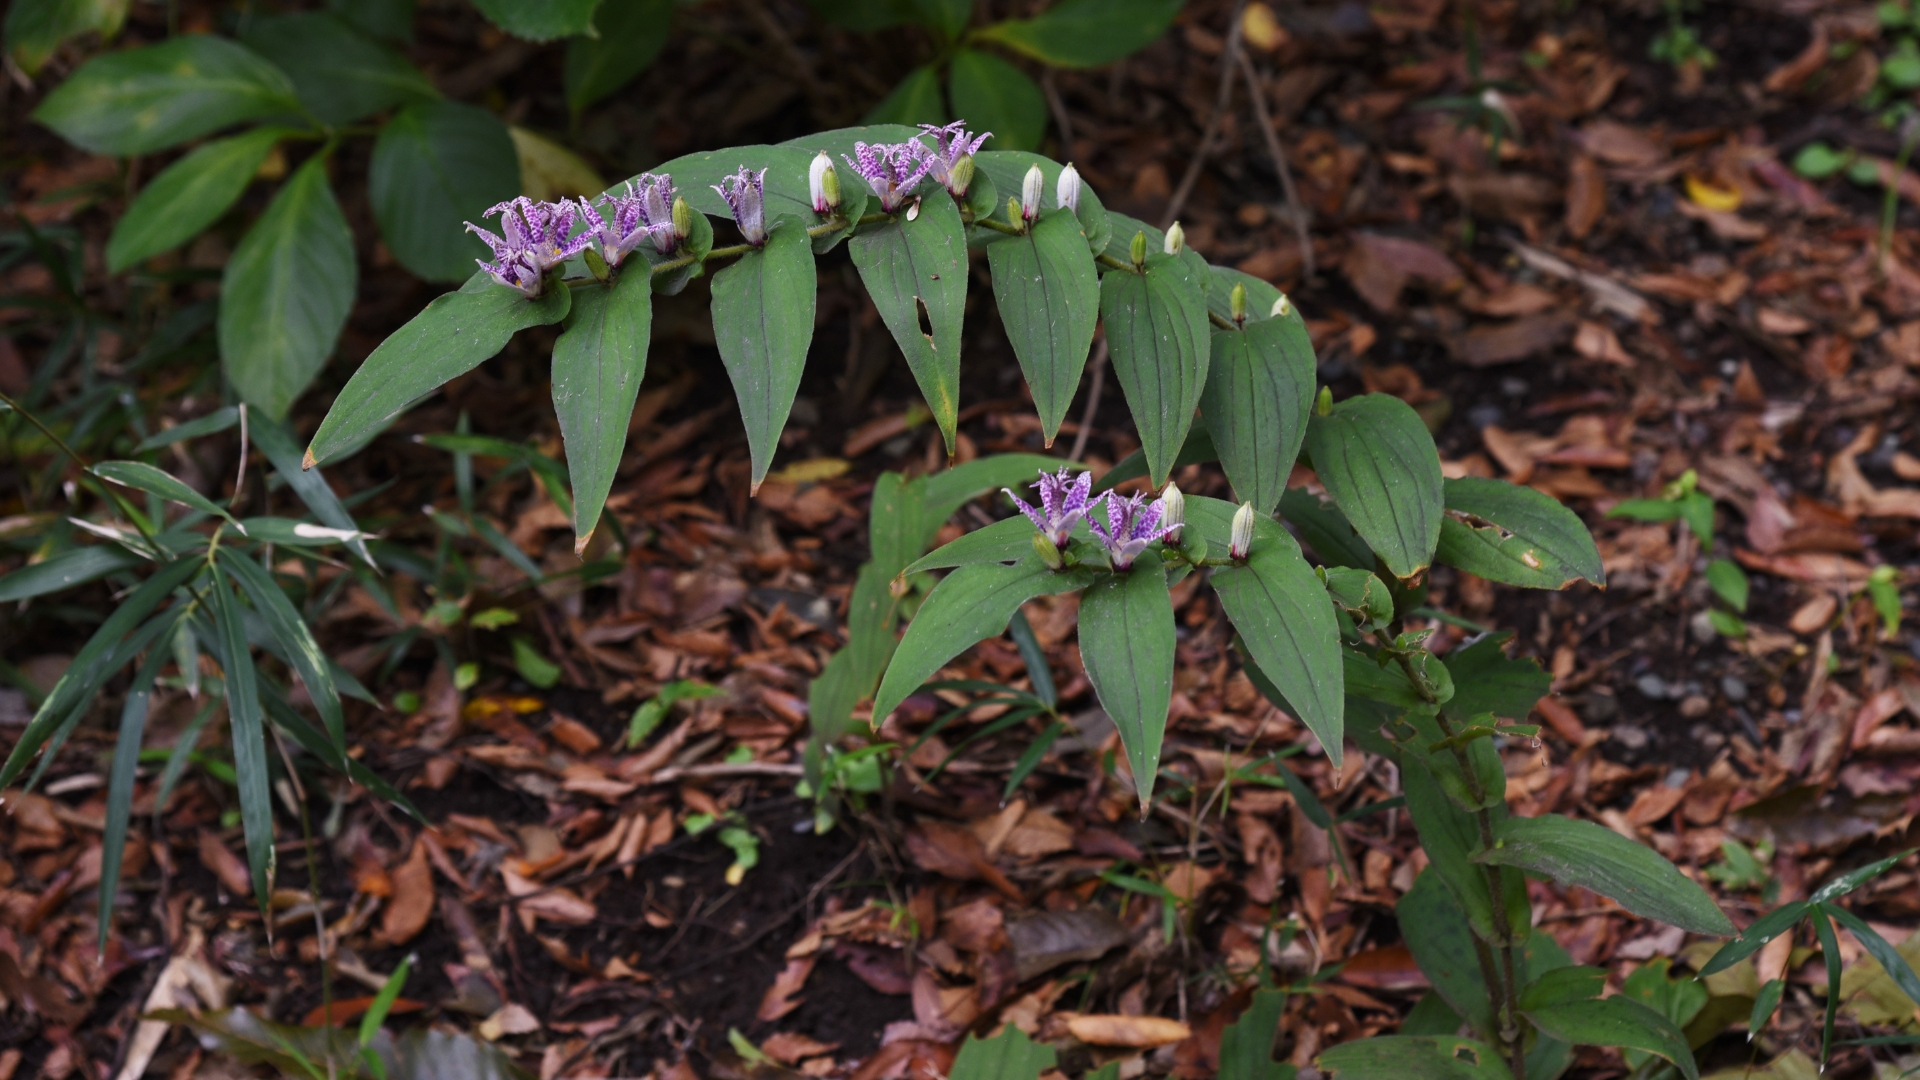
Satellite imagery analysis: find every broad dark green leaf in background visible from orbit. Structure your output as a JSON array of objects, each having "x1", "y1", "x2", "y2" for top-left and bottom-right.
[
  {"x1": 33, "y1": 35, "x2": 299, "y2": 155},
  {"x1": 219, "y1": 155, "x2": 357, "y2": 419},
  {"x1": 1526, "y1": 999, "x2": 1698, "y2": 1080},
  {"x1": 369, "y1": 99, "x2": 521, "y2": 282},
  {"x1": 1437, "y1": 477, "x2": 1605, "y2": 590},
  {"x1": 7, "y1": 0, "x2": 128, "y2": 76},
  {"x1": 1101, "y1": 252, "x2": 1210, "y2": 487},
  {"x1": 1440, "y1": 632, "x2": 1550, "y2": 725},
  {"x1": 1318, "y1": 1036, "x2": 1510, "y2": 1080},
  {"x1": 711, "y1": 221, "x2": 816, "y2": 490},
  {"x1": 1200, "y1": 499, "x2": 1344, "y2": 761},
  {"x1": 805, "y1": 0, "x2": 918, "y2": 32},
  {"x1": 978, "y1": 0, "x2": 1185, "y2": 68},
  {"x1": 865, "y1": 63, "x2": 948, "y2": 127},
  {"x1": 987, "y1": 209, "x2": 1097, "y2": 444},
  {"x1": 564, "y1": 0, "x2": 673, "y2": 115},
  {"x1": 911, "y1": 0, "x2": 972, "y2": 38},
  {"x1": 470, "y1": 0, "x2": 602, "y2": 41},
  {"x1": 241, "y1": 12, "x2": 436, "y2": 125},
  {"x1": 306, "y1": 277, "x2": 570, "y2": 466},
  {"x1": 1201, "y1": 308, "x2": 1316, "y2": 516},
  {"x1": 949, "y1": 47, "x2": 1046, "y2": 152},
  {"x1": 1079, "y1": 550, "x2": 1175, "y2": 807},
  {"x1": 871, "y1": 555, "x2": 1097, "y2": 724},
  {"x1": 1480, "y1": 814, "x2": 1736, "y2": 936},
  {"x1": 331, "y1": 0, "x2": 415, "y2": 42},
  {"x1": 553, "y1": 267, "x2": 652, "y2": 551},
  {"x1": 850, "y1": 189, "x2": 967, "y2": 452},
  {"x1": 107, "y1": 125, "x2": 289, "y2": 273},
  {"x1": 1305, "y1": 393, "x2": 1443, "y2": 579}
]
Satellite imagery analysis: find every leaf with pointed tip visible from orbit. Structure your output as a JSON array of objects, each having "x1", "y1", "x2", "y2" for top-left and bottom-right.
[
  {"x1": 1822, "y1": 904, "x2": 1920, "y2": 1011},
  {"x1": 1318, "y1": 1036, "x2": 1509, "y2": 1080},
  {"x1": 98, "y1": 627, "x2": 173, "y2": 952},
  {"x1": 1080, "y1": 551, "x2": 1175, "y2": 807},
  {"x1": 1478, "y1": 814, "x2": 1736, "y2": 936},
  {"x1": 219, "y1": 154, "x2": 357, "y2": 419},
  {"x1": 208, "y1": 574, "x2": 275, "y2": 910},
  {"x1": 1197, "y1": 498, "x2": 1343, "y2": 763},
  {"x1": 32, "y1": 36, "x2": 300, "y2": 156},
  {"x1": 1526, "y1": 998, "x2": 1698, "y2": 1080},
  {"x1": 221, "y1": 549, "x2": 344, "y2": 749},
  {"x1": 305, "y1": 277, "x2": 570, "y2": 467},
  {"x1": 711, "y1": 221, "x2": 815, "y2": 489},
  {"x1": 108, "y1": 126, "x2": 290, "y2": 272},
  {"x1": 93, "y1": 460, "x2": 243, "y2": 529},
  {"x1": 988, "y1": 210, "x2": 1098, "y2": 445},
  {"x1": 553, "y1": 268, "x2": 651, "y2": 550},
  {"x1": 903, "y1": 514, "x2": 1040, "y2": 576},
  {"x1": 0, "y1": 545, "x2": 144, "y2": 602},
  {"x1": 470, "y1": 0, "x2": 602, "y2": 41},
  {"x1": 1201, "y1": 307, "x2": 1315, "y2": 516},
  {"x1": 850, "y1": 190, "x2": 968, "y2": 452},
  {"x1": 1437, "y1": 477, "x2": 1604, "y2": 590},
  {"x1": 1305, "y1": 393, "x2": 1444, "y2": 579},
  {"x1": 1100, "y1": 253, "x2": 1210, "y2": 488},
  {"x1": 872, "y1": 555, "x2": 1098, "y2": 724}
]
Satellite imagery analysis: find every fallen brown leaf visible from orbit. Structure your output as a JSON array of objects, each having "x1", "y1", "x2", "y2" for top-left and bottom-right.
[
  {"x1": 1067, "y1": 1013, "x2": 1192, "y2": 1048},
  {"x1": 379, "y1": 839, "x2": 434, "y2": 945}
]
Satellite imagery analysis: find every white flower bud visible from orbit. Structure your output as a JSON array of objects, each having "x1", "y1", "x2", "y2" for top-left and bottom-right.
[
  {"x1": 1229, "y1": 501, "x2": 1256, "y2": 560},
  {"x1": 1020, "y1": 164, "x2": 1044, "y2": 221},
  {"x1": 809, "y1": 151, "x2": 840, "y2": 214},
  {"x1": 1159, "y1": 482, "x2": 1184, "y2": 544},
  {"x1": 1163, "y1": 220, "x2": 1185, "y2": 255},
  {"x1": 1056, "y1": 163, "x2": 1081, "y2": 214},
  {"x1": 1272, "y1": 293, "x2": 1292, "y2": 318}
]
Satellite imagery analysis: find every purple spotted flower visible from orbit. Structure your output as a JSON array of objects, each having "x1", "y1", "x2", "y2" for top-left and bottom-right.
[
  {"x1": 713, "y1": 166, "x2": 768, "y2": 245},
  {"x1": 587, "y1": 173, "x2": 678, "y2": 265},
  {"x1": 1004, "y1": 467, "x2": 1099, "y2": 550},
  {"x1": 1089, "y1": 490, "x2": 1179, "y2": 571},
  {"x1": 842, "y1": 141, "x2": 930, "y2": 212},
  {"x1": 466, "y1": 197, "x2": 593, "y2": 296},
  {"x1": 914, "y1": 121, "x2": 991, "y2": 197}
]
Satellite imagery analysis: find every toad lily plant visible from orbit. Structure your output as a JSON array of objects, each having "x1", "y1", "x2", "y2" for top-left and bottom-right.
[{"x1": 296, "y1": 122, "x2": 1771, "y2": 1079}]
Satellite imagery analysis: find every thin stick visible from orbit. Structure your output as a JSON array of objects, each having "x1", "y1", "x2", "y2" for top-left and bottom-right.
[
  {"x1": 1042, "y1": 69, "x2": 1076, "y2": 152},
  {"x1": 1163, "y1": 0, "x2": 1248, "y2": 228},
  {"x1": 1068, "y1": 337, "x2": 1109, "y2": 462},
  {"x1": 1234, "y1": 49, "x2": 1315, "y2": 280}
]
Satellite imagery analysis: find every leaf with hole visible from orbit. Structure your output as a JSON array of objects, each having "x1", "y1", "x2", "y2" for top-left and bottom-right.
[
  {"x1": 849, "y1": 188, "x2": 967, "y2": 453},
  {"x1": 1436, "y1": 477, "x2": 1603, "y2": 590}
]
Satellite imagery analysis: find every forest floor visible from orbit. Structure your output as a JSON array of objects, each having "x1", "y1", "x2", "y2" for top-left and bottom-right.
[{"x1": 3, "y1": 0, "x2": 1920, "y2": 1078}]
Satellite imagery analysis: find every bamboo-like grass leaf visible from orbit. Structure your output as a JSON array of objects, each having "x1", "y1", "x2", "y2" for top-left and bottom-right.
[{"x1": 209, "y1": 573, "x2": 276, "y2": 910}]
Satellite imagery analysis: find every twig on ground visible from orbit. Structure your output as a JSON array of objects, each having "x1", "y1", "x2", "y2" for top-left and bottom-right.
[
  {"x1": 1234, "y1": 50, "x2": 1315, "y2": 280},
  {"x1": 1069, "y1": 337, "x2": 1109, "y2": 463},
  {"x1": 1163, "y1": 0, "x2": 1249, "y2": 228},
  {"x1": 1042, "y1": 69, "x2": 1076, "y2": 152}
]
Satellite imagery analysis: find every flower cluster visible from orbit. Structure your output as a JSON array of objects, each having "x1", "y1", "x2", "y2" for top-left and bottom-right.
[
  {"x1": 1005, "y1": 468, "x2": 1184, "y2": 571},
  {"x1": 585, "y1": 173, "x2": 678, "y2": 266},
  {"x1": 843, "y1": 141, "x2": 930, "y2": 213},
  {"x1": 714, "y1": 166, "x2": 768, "y2": 245},
  {"x1": 466, "y1": 197, "x2": 595, "y2": 297},
  {"x1": 916, "y1": 121, "x2": 990, "y2": 197}
]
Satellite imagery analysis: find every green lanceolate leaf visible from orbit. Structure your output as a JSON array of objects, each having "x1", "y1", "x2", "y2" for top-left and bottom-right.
[
  {"x1": 553, "y1": 266, "x2": 651, "y2": 551},
  {"x1": 987, "y1": 209, "x2": 1098, "y2": 445},
  {"x1": 1822, "y1": 904, "x2": 1920, "y2": 1008},
  {"x1": 1809, "y1": 848, "x2": 1917, "y2": 902},
  {"x1": 220, "y1": 550, "x2": 344, "y2": 751},
  {"x1": 1305, "y1": 392, "x2": 1443, "y2": 579},
  {"x1": 208, "y1": 574, "x2": 275, "y2": 909},
  {"x1": 306, "y1": 277, "x2": 570, "y2": 466},
  {"x1": 1700, "y1": 901, "x2": 1809, "y2": 975},
  {"x1": 949, "y1": 1024, "x2": 1056, "y2": 1080},
  {"x1": 1440, "y1": 632, "x2": 1550, "y2": 725},
  {"x1": 1479, "y1": 814, "x2": 1736, "y2": 936},
  {"x1": 250, "y1": 414, "x2": 372, "y2": 564},
  {"x1": 949, "y1": 48, "x2": 1046, "y2": 152},
  {"x1": 1318, "y1": 1036, "x2": 1510, "y2": 1080},
  {"x1": 1436, "y1": 477, "x2": 1604, "y2": 590},
  {"x1": 872, "y1": 555, "x2": 1098, "y2": 724},
  {"x1": 976, "y1": 0, "x2": 1183, "y2": 68},
  {"x1": 565, "y1": 0, "x2": 673, "y2": 115},
  {"x1": 1219, "y1": 987, "x2": 1291, "y2": 1080},
  {"x1": 0, "y1": 545, "x2": 144, "y2": 602},
  {"x1": 1202, "y1": 498, "x2": 1343, "y2": 764},
  {"x1": 850, "y1": 188, "x2": 968, "y2": 452},
  {"x1": 865, "y1": 63, "x2": 948, "y2": 127},
  {"x1": 98, "y1": 633, "x2": 172, "y2": 951},
  {"x1": 470, "y1": 0, "x2": 602, "y2": 41},
  {"x1": 240, "y1": 12, "x2": 437, "y2": 126},
  {"x1": 219, "y1": 155, "x2": 357, "y2": 420},
  {"x1": 108, "y1": 126, "x2": 289, "y2": 273},
  {"x1": 1526, "y1": 998, "x2": 1698, "y2": 1080},
  {"x1": 1200, "y1": 307, "x2": 1316, "y2": 516},
  {"x1": 1079, "y1": 550, "x2": 1175, "y2": 808},
  {"x1": 369, "y1": 100, "x2": 521, "y2": 282},
  {"x1": 1101, "y1": 251, "x2": 1210, "y2": 488},
  {"x1": 712, "y1": 221, "x2": 816, "y2": 489},
  {"x1": 904, "y1": 514, "x2": 1043, "y2": 575},
  {"x1": 33, "y1": 36, "x2": 300, "y2": 156},
  {"x1": 92, "y1": 460, "x2": 243, "y2": 529}
]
